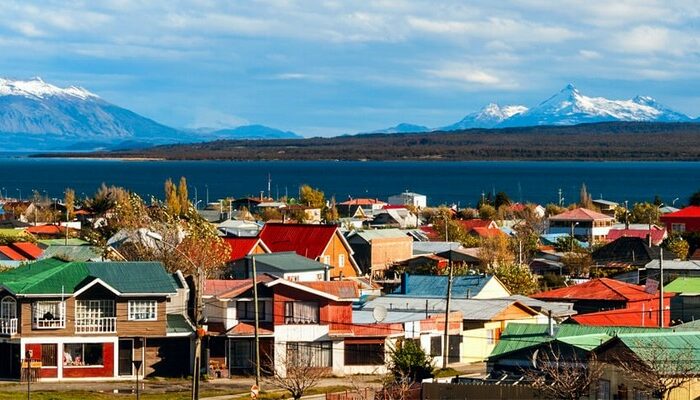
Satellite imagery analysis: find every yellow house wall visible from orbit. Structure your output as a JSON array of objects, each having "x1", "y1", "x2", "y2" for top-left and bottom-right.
[
  {"x1": 587, "y1": 365, "x2": 700, "y2": 400},
  {"x1": 460, "y1": 317, "x2": 542, "y2": 364},
  {"x1": 472, "y1": 278, "x2": 511, "y2": 299},
  {"x1": 321, "y1": 233, "x2": 358, "y2": 278}
]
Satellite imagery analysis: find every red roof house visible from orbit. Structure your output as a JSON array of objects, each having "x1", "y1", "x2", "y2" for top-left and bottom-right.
[
  {"x1": 11, "y1": 242, "x2": 43, "y2": 259},
  {"x1": 0, "y1": 245, "x2": 27, "y2": 261},
  {"x1": 25, "y1": 224, "x2": 68, "y2": 237},
  {"x1": 606, "y1": 228, "x2": 667, "y2": 246},
  {"x1": 569, "y1": 306, "x2": 667, "y2": 327},
  {"x1": 533, "y1": 278, "x2": 672, "y2": 324},
  {"x1": 470, "y1": 226, "x2": 506, "y2": 239},
  {"x1": 223, "y1": 237, "x2": 270, "y2": 262},
  {"x1": 259, "y1": 223, "x2": 361, "y2": 278},
  {"x1": 457, "y1": 219, "x2": 497, "y2": 231},
  {"x1": 660, "y1": 205, "x2": 700, "y2": 233}
]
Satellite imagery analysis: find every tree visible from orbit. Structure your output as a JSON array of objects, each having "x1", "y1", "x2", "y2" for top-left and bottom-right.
[
  {"x1": 64, "y1": 188, "x2": 75, "y2": 220},
  {"x1": 177, "y1": 177, "x2": 189, "y2": 212},
  {"x1": 561, "y1": 250, "x2": 593, "y2": 277},
  {"x1": 630, "y1": 202, "x2": 660, "y2": 225},
  {"x1": 164, "y1": 178, "x2": 180, "y2": 216},
  {"x1": 523, "y1": 345, "x2": 604, "y2": 400},
  {"x1": 488, "y1": 263, "x2": 538, "y2": 295},
  {"x1": 263, "y1": 345, "x2": 328, "y2": 400},
  {"x1": 260, "y1": 207, "x2": 282, "y2": 221},
  {"x1": 478, "y1": 204, "x2": 497, "y2": 220},
  {"x1": 299, "y1": 184, "x2": 325, "y2": 208},
  {"x1": 494, "y1": 191, "x2": 511, "y2": 209},
  {"x1": 323, "y1": 205, "x2": 339, "y2": 223},
  {"x1": 478, "y1": 235, "x2": 515, "y2": 269},
  {"x1": 545, "y1": 203, "x2": 566, "y2": 217},
  {"x1": 388, "y1": 338, "x2": 433, "y2": 383},
  {"x1": 665, "y1": 235, "x2": 689, "y2": 260},
  {"x1": 579, "y1": 183, "x2": 594, "y2": 209},
  {"x1": 689, "y1": 190, "x2": 700, "y2": 206}
]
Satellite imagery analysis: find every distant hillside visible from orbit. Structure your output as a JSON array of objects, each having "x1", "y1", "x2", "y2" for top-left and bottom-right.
[
  {"x1": 38, "y1": 121, "x2": 700, "y2": 161},
  {"x1": 204, "y1": 124, "x2": 302, "y2": 139}
]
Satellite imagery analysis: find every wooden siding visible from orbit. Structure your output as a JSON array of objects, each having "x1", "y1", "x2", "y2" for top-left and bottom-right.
[{"x1": 322, "y1": 233, "x2": 357, "y2": 278}]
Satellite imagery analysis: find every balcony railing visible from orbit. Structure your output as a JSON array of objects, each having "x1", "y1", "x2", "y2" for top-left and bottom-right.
[
  {"x1": 33, "y1": 317, "x2": 66, "y2": 329},
  {"x1": 0, "y1": 318, "x2": 17, "y2": 335},
  {"x1": 75, "y1": 317, "x2": 116, "y2": 334}
]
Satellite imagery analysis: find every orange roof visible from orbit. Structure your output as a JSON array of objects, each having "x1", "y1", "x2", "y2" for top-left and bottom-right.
[
  {"x1": 571, "y1": 306, "x2": 669, "y2": 327},
  {"x1": 204, "y1": 276, "x2": 275, "y2": 298},
  {"x1": 532, "y1": 278, "x2": 670, "y2": 302},
  {"x1": 228, "y1": 322, "x2": 274, "y2": 336},
  {"x1": 25, "y1": 225, "x2": 66, "y2": 235},
  {"x1": 11, "y1": 242, "x2": 42, "y2": 259},
  {"x1": 299, "y1": 281, "x2": 359, "y2": 299},
  {"x1": 457, "y1": 219, "x2": 495, "y2": 230},
  {"x1": 0, "y1": 245, "x2": 27, "y2": 261},
  {"x1": 549, "y1": 208, "x2": 614, "y2": 221},
  {"x1": 471, "y1": 226, "x2": 506, "y2": 238},
  {"x1": 338, "y1": 198, "x2": 387, "y2": 206}
]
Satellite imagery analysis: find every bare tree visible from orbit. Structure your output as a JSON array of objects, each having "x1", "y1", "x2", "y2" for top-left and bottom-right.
[
  {"x1": 523, "y1": 345, "x2": 604, "y2": 400},
  {"x1": 605, "y1": 338, "x2": 700, "y2": 400},
  {"x1": 263, "y1": 344, "x2": 329, "y2": 400}
]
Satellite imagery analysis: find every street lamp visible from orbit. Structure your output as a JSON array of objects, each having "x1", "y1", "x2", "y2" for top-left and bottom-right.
[
  {"x1": 145, "y1": 231, "x2": 203, "y2": 400},
  {"x1": 570, "y1": 221, "x2": 579, "y2": 252},
  {"x1": 672, "y1": 197, "x2": 679, "y2": 207},
  {"x1": 16, "y1": 188, "x2": 21, "y2": 201}
]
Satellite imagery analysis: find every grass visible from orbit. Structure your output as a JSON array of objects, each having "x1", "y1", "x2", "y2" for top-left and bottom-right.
[
  {"x1": 0, "y1": 390, "x2": 233, "y2": 400},
  {"x1": 433, "y1": 367, "x2": 461, "y2": 378},
  {"x1": 258, "y1": 384, "x2": 351, "y2": 400}
]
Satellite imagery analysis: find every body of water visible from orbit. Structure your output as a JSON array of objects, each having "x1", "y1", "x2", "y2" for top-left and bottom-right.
[{"x1": 2, "y1": 158, "x2": 699, "y2": 207}]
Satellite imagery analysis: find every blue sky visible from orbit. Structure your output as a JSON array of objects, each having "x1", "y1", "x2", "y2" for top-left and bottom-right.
[{"x1": 1, "y1": 0, "x2": 699, "y2": 136}]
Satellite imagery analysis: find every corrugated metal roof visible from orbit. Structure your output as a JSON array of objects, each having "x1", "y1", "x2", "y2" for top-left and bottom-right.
[
  {"x1": 11, "y1": 242, "x2": 43, "y2": 259},
  {"x1": 394, "y1": 274, "x2": 496, "y2": 298},
  {"x1": 40, "y1": 245, "x2": 103, "y2": 262},
  {"x1": 247, "y1": 252, "x2": 330, "y2": 272},
  {"x1": 664, "y1": 277, "x2": 700, "y2": 293},
  {"x1": 549, "y1": 208, "x2": 614, "y2": 221},
  {"x1": 660, "y1": 205, "x2": 700, "y2": 219},
  {"x1": 532, "y1": 278, "x2": 658, "y2": 302},
  {"x1": 259, "y1": 223, "x2": 337, "y2": 259},
  {"x1": 0, "y1": 245, "x2": 27, "y2": 261},
  {"x1": 166, "y1": 314, "x2": 194, "y2": 335},
  {"x1": 570, "y1": 306, "x2": 667, "y2": 327},
  {"x1": 349, "y1": 229, "x2": 409, "y2": 241},
  {"x1": 361, "y1": 296, "x2": 536, "y2": 321},
  {"x1": 489, "y1": 323, "x2": 665, "y2": 359},
  {"x1": 224, "y1": 237, "x2": 263, "y2": 261},
  {"x1": 300, "y1": 281, "x2": 359, "y2": 299},
  {"x1": 615, "y1": 332, "x2": 700, "y2": 372}
]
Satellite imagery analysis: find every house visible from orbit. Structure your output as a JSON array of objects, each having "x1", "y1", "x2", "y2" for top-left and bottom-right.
[
  {"x1": 664, "y1": 277, "x2": 700, "y2": 323},
  {"x1": 387, "y1": 191, "x2": 427, "y2": 209},
  {"x1": 281, "y1": 205, "x2": 322, "y2": 224},
  {"x1": 203, "y1": 277, "x2": 359, "y2": 377},
  {"x1": 400, "y1": 254, "x2": 449, "y2": 274},
  {"x1": 0, "y1": 258, "x2": 193, "y2": 381},
  {"x1": 217, "y1": 219, "x2": 261, "y2": 237},
  {"x1": 592, "y1": 199, "x2": 618, "y2": 217},
  {"x1": 0, "y1": 242, "x2": 43, "y2": 261},
  {"x1": 469, "y1": 226, "x2": 507, "y2": 239},
  {"x1": 371, "y1": 207, "x2": 420, "y2": 229},
  {"x1": 259, "y1": 223, "x2": 361, "y2": 278},
  {"x1": 337, "y1": 198, "x2": 387, "y2": 218},
  {"x1": 394, "y1": 273, "x2": 511, "y2": 299},
  {"x1": 224, "y1": 237, "x2": 270, "y2": 262},
  {"x1": 532, "y1": 278, "x2": 673, "y2": 325},
  {"x1": 361, "y1": 295, "x2": 544, "y2": 363},
  {"x1": 232, "y1": 252, "x2": 333, "y2": 281},
  {"x1": 592, "y1": 236, "x2": 676, "y2": 271},
  {"x1": 456, "y1": 219, "x2": 498, "y2": 231},
  {"x1": 643, "y1": 259, "x2": 700, "y2": 284},
  {"x1": 661, "y1": 205, "x2": 700, "y2": 233},
  {"x1": 25, "y1": 224, "x2": 72, "y2": 238},
  {"x1": 547, "y1": 208, "x2": 615, "y2": 243},
  {"x1": 345, "y1": 229, "x2": 413, "y2": 277}
]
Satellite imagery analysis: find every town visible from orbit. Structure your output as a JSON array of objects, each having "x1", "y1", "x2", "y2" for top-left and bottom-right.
[{"x1": 0, "y1": 180, "x2": 698, "y2": 400}]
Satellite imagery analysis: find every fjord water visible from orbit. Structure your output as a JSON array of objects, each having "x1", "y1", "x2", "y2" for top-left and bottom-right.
[{"x1": 3, "y1": 157, "x2": 699, "y2": 207}]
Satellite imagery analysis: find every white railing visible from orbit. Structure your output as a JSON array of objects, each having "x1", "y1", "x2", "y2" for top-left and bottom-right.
[
  {"x1": 34, "y1": 317, "x2": 66, "y2": 329},
  {"x1": 0, "y1": 318, "x2": 17, "y2": 335},
  {"x1": 75, "y1": 317, "x2": 116, "y2": 334}
]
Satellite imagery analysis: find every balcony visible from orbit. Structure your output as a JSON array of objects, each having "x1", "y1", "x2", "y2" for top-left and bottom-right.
[
  {"x1": 0, "y1": 318, "x2": 17, "y2": 335},
  {"x1": 33, "y1": 301, "x2": 66, "y2": 329},
  {"x1": 75, "y1": 317, "x2": 117, "y2": 334}
]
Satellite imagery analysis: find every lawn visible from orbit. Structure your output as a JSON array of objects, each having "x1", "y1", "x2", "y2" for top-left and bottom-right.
[{"x1": 0, "y1": 390, "x2": 234, "y2": 400}]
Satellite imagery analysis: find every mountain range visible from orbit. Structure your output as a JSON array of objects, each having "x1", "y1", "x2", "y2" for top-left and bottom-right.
[
  {"x1": 0, "y1": 77, "x2": 300, "y2": 150},
  {"x1": 369, "y1": 84, "x2": 697, "y2": 133}
]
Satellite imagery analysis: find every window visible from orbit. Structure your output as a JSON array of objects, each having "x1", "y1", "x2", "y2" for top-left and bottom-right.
[
  {"x1": 0, "y1": 296, "x2": 16, "y2": 319},
  {"x1": 75, "y1": 300, "x2": 116, "y2": 333},
  {"x1": 63, "y1": 343, "x2": 104, "y2": 367},
  {"x1": 671, "y1": 223, "x2": 686, "y2": 233},
  {"x1": 338, "y1": 254, "x2": 345, "y2": 269},
  {"x1": 596, "y1": 379, "x2": 611, "y2": 400},
  {"x1": 486, "y1": 328, "x2": 502, "y2": 345},
  {"x1": 41, "y1": 344, "x2": 57, "y2": 367},
  {"x1": 321, "y1": 255, "x2": 331, "y2": 265},
  {"x1": 345, "y1": 343, "x2": 384, "y2": 365},
  {"x1": 286, "y1": 342, "x2": 332, "y2": 367},
  {"x1": 229, "y1": 340, "x2": 256, "y2": 370},
  {"x1": 430, "y1": 336, "x2": 442, "y2": 357},
  {"x1": 284, "y1": 301, "x2": 319, "y2": 324},
  {"x1": 236, "y1": 300, "x2": 266, "y2": 321},
  {"x1": 128, "y1": 300, "x2": 157, "y2": 321},
  {"x1": 33, "y1": 301, "x2": 66, "y2": 329}
]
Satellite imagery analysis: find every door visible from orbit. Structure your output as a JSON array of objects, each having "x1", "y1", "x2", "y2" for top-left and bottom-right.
[
  {"x1": 118, "y1": 339, "x2": 133, "y2": 376},
  {"x1": 0, "y1": 343, "x2": 20, "y2": 379}
]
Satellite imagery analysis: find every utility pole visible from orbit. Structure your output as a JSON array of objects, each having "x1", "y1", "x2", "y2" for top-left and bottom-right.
[
  {"x1": 558, "y1": 188, "x2": 562, "y2": 206},
  {"x1": 659, "y1": 248, "x2": 664, "y2": 328},
  {"x1": 194, "y1": 187, "x2": 198, "y2": 210},
  {"x1": 205, "y1": 185, "x2": 209, "y2": 206},
  {"x1": 192, "y1": 265, "x2": 203, "y2": 400},
  {"x1": 442, "y1": 246, "x2": 454, "y2": 369},
  {"x1": 252, "y1": 257, "x2": 261, "y2": 388},
  {"x1": 65, "y1": 208, "x2": 69, "y2": 245}
]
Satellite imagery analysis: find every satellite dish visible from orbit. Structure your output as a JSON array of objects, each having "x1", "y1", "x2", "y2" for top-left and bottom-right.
[{"x1": 372, "y1": 306, "x2": 387, "y2": 323}]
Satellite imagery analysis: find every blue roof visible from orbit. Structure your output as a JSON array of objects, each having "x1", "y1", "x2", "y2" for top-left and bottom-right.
[
  {"x1": 540, "y1": 233, "x2": 589, "y2": 248},
  {"x1": 394, "y1": 273, "x2": 493, "y2": 298}
]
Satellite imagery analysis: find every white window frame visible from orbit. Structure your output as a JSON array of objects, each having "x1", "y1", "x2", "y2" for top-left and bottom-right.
[
  {"x1": 128, "y1": 300, "x2": 157, "y2": 321},
  {"x1": 0, "y1": 296, "x2": 16, "y2": 320},
  {"x1": 75, "y1": 299, "x2": 116, "y2": 333},
  {"x1": 338, "y1": 254, "x2": 345, "y2": 269},
  {"x1": 32, "y1": 300, "x2": 66, "y2": 329}
]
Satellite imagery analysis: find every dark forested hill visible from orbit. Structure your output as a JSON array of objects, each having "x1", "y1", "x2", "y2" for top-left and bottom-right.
[{"x1": 36, "y1": 122, "x2": 700, "y2": 161}]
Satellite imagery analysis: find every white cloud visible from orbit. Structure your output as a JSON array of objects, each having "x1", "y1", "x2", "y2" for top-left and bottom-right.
[
  {"x1": 578, "y1": 49, "x2": 602, "y2": 59},
  {"x1": 186, "y1": 109, "x2": 249, "y2": 130},
  {"x1": 424, "y1": 63, "x2": 517, "y2": 89},
  {"x1": 613, "y1": 25, "x2": 673, "y2": 54}
]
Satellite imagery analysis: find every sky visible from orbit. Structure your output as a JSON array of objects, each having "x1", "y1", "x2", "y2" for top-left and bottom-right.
[{"x1": 1, "y1": 0, "x2": 700, "y2": 137}]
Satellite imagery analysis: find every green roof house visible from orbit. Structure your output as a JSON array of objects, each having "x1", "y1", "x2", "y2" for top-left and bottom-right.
[{"x1": 0, "y1": 258, "x2": 193, "y2": 381}]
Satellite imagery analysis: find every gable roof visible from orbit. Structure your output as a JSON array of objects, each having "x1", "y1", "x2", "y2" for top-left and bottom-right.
[
  {"x1": 489, "y1": 322, "x2": 666, "y2": 359},
  {"x1": 532, "y1": 278, "x2": 661, "y2": 302},
  {"x1": 592, "y1": 237, "x2": 674, "y2": 264},
  {"x1": 548, "y1": 208, "x2": 614, "y2": 222},
  {"x1": 660, "y1": 205, "x2": 700, "y2": 219},
  {"x1": 338, "y1": 198, "x2": 386, "y2": 206},
  {"x1": 394, "y1": 273, "x2": 508, "y2": 298},
  {"x1": 347, "y1": 229, "x2": 409, "y2": 242},
  {"x1": 664, "y1": 277, "x2": 700, "y2": 294},
  {"x1": 259, "y1": 223, "x2": 338, "y2": 259},
  {"x1": 600, "y1": 332, "x2": 700, "y2": 373},
  {"x1": 457, "y1": 219, "x2": 496, "y2": 230},
  {"x1": 223, "y1": 237, "x2": 270, "y2": 261},
  {"x1": 569, "y1": 306, "x2": 666, "y2": 327},
  {"x1": 0, "y1": 258, "x2": 177, "y2": 296},
  {"x1": 245, "y1": 252, "x2": 331, "y2": 273},
  {"x1": 25, "y1": 225, "x2": 68, "y2": 235},
  {"x1": 11, "y1": 242, "x2": 43, "y2": 259},
  {"x1": 471, "y1": 226, "x2": 507, "y2": 238},
  {"x1": 265, "y1": 277, "x2": 358, "y2": 301},
  {"x1": 0, "y1": 245, "x2": 27, "y2": 261},
  {"x1": 299, "y1": 281, "x2": 359, "y2": 299},
  {"x1": 606, "y1": 228, "x2": 667, "y2": 246}
]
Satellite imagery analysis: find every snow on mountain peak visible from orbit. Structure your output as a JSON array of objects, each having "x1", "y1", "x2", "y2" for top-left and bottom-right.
[{"x1": 0, "y1": 77, "x2": 98, "y2": 100}]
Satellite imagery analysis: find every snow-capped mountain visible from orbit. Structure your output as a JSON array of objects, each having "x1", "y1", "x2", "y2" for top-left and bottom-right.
[
  {"x1": 0, "y1": 77, "x2": 181, "y2": 150},
  {"x1": 499, "y1": 84, "x2": 693, "y2": 127},
  {"x1": 439, "y1": 103, "x2": 528, "y2": 130},
  {"x1": 368, "y1": 123, "x2": 429, "y2": 134}
]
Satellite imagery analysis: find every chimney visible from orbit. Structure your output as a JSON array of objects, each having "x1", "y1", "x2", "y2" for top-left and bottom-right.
[
  {"x1": 324, "y1": 265, "x2": 330, "y2": 281},
  {"x1": 548, "y1": 310, "x2": 554, "y2": 337}
]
